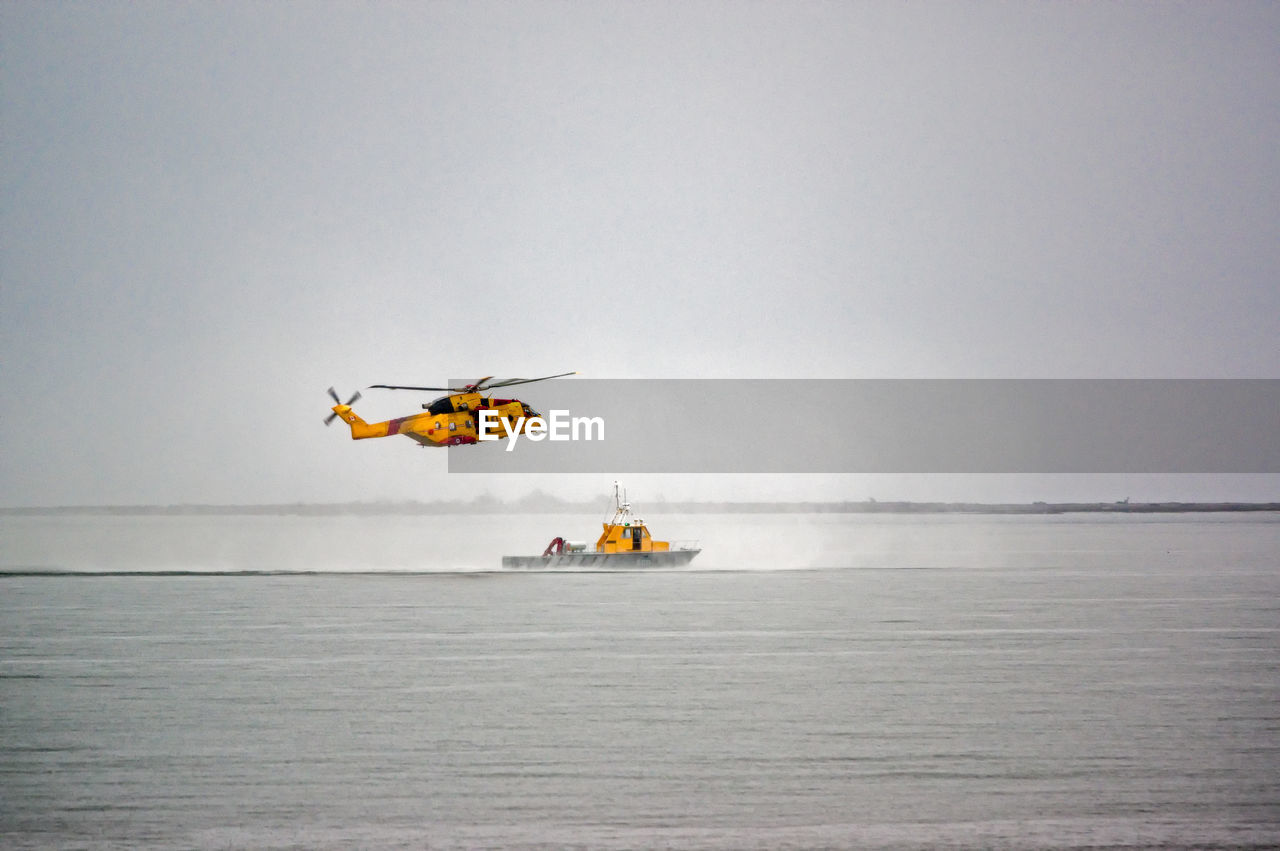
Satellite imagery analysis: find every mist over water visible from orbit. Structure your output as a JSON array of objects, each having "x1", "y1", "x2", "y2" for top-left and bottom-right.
[
  {"x1": 2, "y1": 513, "x2": 1278, "y2": 849},
  {"x1": 3, "y1": 511, "x2": 1277, "y2": 574}
]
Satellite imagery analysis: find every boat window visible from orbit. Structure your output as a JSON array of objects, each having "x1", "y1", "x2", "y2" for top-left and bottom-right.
[
  {"x1": 622, "y1": 528, "x2": 631, "y2": 539},
  {"x1": 449, "y1": 422, "x2": 456, "y2": 431}
]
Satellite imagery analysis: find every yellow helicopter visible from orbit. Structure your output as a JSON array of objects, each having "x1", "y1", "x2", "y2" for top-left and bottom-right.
[{"x1": 325, "y1": 372, "x2": 577, "y2": 448}]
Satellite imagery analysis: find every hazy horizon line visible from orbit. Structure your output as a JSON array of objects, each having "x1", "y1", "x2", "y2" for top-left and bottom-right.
[{"x1": 4, "y1": 499, "x2": 1278, "y2": 516}]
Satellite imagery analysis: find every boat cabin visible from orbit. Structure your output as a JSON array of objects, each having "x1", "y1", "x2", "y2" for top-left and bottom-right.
[{"x1": 595, "y1": 485, "x2": 672, "y2": 554}]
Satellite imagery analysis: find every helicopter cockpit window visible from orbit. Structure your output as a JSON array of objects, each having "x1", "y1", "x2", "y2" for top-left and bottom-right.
[{"x1": 426, "y1": 397, "x2": 455, "y2": 416}]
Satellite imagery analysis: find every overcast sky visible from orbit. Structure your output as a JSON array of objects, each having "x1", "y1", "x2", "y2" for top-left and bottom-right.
[{"x1": 2, "y1": 1, "x2": 1277, "y2": 506}]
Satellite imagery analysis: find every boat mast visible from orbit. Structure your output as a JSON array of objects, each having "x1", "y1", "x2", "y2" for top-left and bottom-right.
[{"x1": 609, "y1": 480, "x2": 635, "y2": 526}]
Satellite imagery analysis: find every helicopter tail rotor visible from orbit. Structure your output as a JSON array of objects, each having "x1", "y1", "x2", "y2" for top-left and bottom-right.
[{"x1": 324, "y1": 387, "x2": 363, "y2": 426}]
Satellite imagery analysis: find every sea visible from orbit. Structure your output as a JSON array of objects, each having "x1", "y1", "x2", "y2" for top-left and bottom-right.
[{"x1": 1, "y1": 511, "x2": 1278, "y2": 850}]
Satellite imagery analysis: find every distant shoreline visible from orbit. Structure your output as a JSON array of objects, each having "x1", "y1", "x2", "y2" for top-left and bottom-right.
[{"x1": 3, "y1": 501, "x2": 1278, "y2": 516}]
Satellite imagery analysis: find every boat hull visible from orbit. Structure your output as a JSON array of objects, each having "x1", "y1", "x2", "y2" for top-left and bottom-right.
[{"x1": 502, "y1": 549, "x2": 700, "y2": 570}]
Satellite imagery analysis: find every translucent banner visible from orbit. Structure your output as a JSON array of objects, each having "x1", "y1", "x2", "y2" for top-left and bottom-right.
[{"x1": 447, "y1": 379, "x2": 1280, "y2": 474}]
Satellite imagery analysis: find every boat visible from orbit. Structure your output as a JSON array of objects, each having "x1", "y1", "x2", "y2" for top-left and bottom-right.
[{"x1": 502, "y1": 483, "x2": 700, "y2": 569}]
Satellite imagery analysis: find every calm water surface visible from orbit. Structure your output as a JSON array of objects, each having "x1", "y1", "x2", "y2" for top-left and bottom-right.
[{"x1": 1, "y1": 513, "x2": 1278, "y2": 849}]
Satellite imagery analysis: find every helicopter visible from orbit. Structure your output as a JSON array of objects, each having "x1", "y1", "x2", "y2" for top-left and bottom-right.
[{"x1": 325, "y1": 371, "x2": 577, "y2": 448}]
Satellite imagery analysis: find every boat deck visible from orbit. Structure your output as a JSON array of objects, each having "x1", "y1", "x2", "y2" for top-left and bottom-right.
[{"x1": 502, "y1": 549, "x2": 700, "y2": 570}]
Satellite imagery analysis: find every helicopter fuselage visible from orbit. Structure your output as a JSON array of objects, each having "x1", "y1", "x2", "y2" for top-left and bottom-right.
[{"x1": 329, "y1": 393, "x2": 539, "y2": 447}]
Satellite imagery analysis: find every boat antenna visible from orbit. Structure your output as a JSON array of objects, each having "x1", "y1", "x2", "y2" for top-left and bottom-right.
[{"x1": 604, "y1": 481, "x2": 621, "y2": 522}]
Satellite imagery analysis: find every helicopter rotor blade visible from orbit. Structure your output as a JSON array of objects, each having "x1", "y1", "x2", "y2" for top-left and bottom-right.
[
  {"x1": 324, "y1": 386, "x2": 341, "y2": 426},
  {"x1": 367, "y1": 371, "x2": 576, "y2": 394},
  {"x1": 482, "y1": 371, "x2": 579, "y2": 389},
  {"x1": 367, "y1": 384, "x2": 460, "y2": 392}
]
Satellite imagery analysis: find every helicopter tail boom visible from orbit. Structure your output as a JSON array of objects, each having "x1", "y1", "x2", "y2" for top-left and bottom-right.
[{"x1": 330, "y1": 405, "x2": 393, "y2": 440}]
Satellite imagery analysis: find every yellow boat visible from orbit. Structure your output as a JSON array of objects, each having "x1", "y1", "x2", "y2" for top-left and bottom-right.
[{"x1": 502, "y1": 483, "x2": 700, "y2": 569}]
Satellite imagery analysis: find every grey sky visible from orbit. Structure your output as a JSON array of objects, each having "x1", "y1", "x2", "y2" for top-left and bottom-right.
[{"x1": 2, "y1": 2, "x2": 1277, "y2": 506}]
